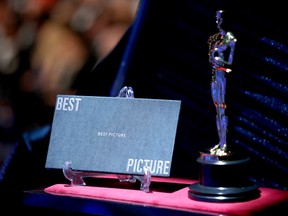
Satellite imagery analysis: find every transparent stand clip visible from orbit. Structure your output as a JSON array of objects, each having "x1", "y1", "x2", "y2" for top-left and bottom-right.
[{"x1": 63, "y1": 160, "x2": 151, "y2": 192}]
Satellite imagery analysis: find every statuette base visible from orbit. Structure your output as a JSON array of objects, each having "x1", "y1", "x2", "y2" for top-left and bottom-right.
[{"x1": 188, "y1": 150, "x2": 260, "y2": 202}]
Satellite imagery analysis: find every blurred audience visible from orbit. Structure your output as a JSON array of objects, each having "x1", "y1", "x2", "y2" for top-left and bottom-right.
[{"x1": 0, "y1": 0, "x2": 139, "y2": 154}]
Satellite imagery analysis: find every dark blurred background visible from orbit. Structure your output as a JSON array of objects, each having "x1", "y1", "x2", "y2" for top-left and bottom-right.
[{"x1": 0, "y1": 0, "x2": 288, "y2": 212}]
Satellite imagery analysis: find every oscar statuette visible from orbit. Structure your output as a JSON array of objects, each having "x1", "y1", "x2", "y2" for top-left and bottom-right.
[{"x1": 188, "y1": 10, "x2": 260, "y2": 202}]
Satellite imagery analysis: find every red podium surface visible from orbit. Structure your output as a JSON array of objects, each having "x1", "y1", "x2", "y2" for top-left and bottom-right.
[{"x1": 23, "y1": 175, "x2": 288, "y2": 216}]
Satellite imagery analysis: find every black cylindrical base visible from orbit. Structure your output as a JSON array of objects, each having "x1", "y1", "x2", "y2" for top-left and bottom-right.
[{"x1": 189, "y1": 151, "x2": 260, "y2": 202}]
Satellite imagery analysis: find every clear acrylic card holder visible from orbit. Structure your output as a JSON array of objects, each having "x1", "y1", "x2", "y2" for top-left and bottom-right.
[{"x1": 62, "y1": 86, "x2": 151, "y2": 192}]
